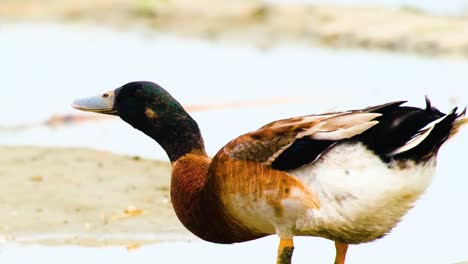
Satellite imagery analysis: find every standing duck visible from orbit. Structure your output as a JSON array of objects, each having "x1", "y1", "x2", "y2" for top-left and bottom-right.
[{"x1": 73, "y1": 81, "x2": 467, "y2": 264}]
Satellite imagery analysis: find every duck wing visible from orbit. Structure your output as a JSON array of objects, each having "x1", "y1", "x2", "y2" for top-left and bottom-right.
[{"x1": 217, "y1": 101, "x2": 406, "y2": 171}]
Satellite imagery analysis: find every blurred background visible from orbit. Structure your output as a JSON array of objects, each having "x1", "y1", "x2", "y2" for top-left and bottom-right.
[{"x1": 0, "y1": 0, "x2": 467, "y2": 263}]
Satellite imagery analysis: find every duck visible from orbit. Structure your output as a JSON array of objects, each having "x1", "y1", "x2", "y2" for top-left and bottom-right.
[{"x1": 72, "y1": 81, "x2": 467, "y2": 264}]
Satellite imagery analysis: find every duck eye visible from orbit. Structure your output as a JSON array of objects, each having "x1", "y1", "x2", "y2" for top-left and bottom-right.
[
  {"x1": 135, "y1": 90, "x2": 143, "y2": 96},
  {"x1": 102, "y1": 93, "x2": 109, "y2": 98}
]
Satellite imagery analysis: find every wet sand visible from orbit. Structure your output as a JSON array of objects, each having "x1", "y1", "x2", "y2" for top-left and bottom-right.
[
  {"x1": 0, "y1": 146, "x2": 194, "y2": 246},
  {"x1": 2, "y1": 0, "x2": 468, "y2": 58}
]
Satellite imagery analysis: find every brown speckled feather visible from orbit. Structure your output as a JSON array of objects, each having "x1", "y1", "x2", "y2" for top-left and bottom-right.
[{"x1": 212, "y1": 153, "x2": 320, "y2": 210}]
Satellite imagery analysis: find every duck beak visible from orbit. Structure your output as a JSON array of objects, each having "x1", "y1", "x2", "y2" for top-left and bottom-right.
[{"x1": 72, "y1": 88, "x2": 119, "y2": 115}]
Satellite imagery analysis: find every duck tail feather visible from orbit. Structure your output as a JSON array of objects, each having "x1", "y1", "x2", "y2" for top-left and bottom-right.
[{"x1": 449, "y1": 107, "x2": 468, "y2": 139}]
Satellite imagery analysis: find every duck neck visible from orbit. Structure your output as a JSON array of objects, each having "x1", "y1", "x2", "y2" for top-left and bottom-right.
[
  {"x1": 137, "y1": 113, "x2": 206, "y2": 163},
  {"x1": 159, "y1": 122, "x2": 206, "y2": 163}
]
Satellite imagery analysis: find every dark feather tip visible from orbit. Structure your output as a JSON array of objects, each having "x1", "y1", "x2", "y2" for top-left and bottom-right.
[
  {"x1": 425, "y1": 95, "x2": 432, "y2": 111},
  {"x1": 450, "y1": 107, "x2": 458, "y2": 115},
  {"x1": 459, "y1": 106, "x2": 467, "y2": 117}
]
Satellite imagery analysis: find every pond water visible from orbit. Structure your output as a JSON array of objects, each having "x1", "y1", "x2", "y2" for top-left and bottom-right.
[{"x1": 0, "y1": 23, "x2": 467, "y2": 263}]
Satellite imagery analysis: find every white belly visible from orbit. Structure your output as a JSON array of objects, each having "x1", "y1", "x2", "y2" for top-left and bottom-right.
[{"x1": 289, "y1": 142, "x2": 436, "y2": 244}]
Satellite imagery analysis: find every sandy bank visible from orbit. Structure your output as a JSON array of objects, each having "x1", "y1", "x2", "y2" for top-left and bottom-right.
[{"x1": 0, "y1": 146, "x2": 194, "y2": 246}]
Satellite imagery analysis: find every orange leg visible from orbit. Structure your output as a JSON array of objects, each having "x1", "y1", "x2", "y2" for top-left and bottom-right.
[
  {"x1": 277, "y1": 238, "x2": 294, "y2": 264},
  {"x1": 334, "y1": 241, "x2": 349, "y2": 264}
]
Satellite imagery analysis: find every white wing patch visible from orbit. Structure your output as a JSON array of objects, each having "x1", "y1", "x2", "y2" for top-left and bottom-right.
[
  {"x1": 295, "y1": 113, "x2": 382, "y2": 139},
  {"x1": 312, "y1": 121, "x2": 379, "y2": 141},
  {"x1": 391, "y1": 114, "x2": 450, "y2": 155},
  {"x1": 319, "y1": 113, "x2": 381, "y2": 130},
  {"x1": 310, "y1": 113, "x2": 381, "y2": 141}
]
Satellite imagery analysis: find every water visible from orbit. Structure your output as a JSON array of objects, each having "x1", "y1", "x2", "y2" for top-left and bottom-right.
[
  {"x1": 1, "y1": 23, "x2": 467, "y2": 159},
  {"x1": 0, "y1": 23, "x2": 468, "y2": 263}
]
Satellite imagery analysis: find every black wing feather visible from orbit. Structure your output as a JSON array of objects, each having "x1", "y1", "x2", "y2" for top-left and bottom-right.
[
  {"x1": 358, "y1": 104, "x2": 458, "y2": 163},
  {"x1": 271, "y1": 139, "x2": 335, "y2": 170}
]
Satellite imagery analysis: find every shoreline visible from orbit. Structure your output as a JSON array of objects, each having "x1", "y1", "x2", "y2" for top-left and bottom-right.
[{"x1": 1, "y1": 0, "x2": 468, "y2": 58}]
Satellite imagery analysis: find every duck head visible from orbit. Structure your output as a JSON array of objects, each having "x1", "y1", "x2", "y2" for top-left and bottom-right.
[
  {"x1": 72, "y1": 81, "x2": 205, "y2": 162},
  {"x1": 73, "y1": 81, "x2": 182, "y2": 121}
]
